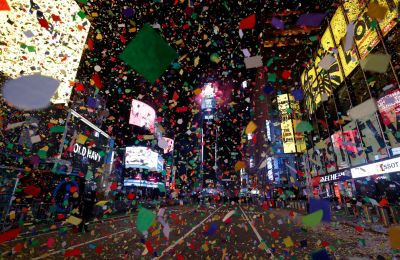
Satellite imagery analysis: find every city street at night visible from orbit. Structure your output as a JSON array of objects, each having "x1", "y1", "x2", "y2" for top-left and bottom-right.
[
  {"x1": 0, "y1": 203, "x2": 396, "y2": 259},
  {"x1": 1, "y1": 0, "x2": 400, "y2": 259}
]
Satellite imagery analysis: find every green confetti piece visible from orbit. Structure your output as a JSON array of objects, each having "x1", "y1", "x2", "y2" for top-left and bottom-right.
[
  {"x1": 77, "y1": 10, "x2": 86, "y2": 19},
  {"x1": 210, "y1": 53, "x2": 221, "y2": 63},
  {"x1": 50, "y1": 125, "x2": 65, "y2": 133},
  {"x1": 119, "y1": 24, "x2": 178, "y2": 83},
  {"x1": 302, "y1": 210, "x2": 323, "y2": 228},
  {"x1": 136, "y1": 207, "x2": 156, "y2": 233},
  {"x1": 27, "y1": 46, "x2": 36, "y2": 52},
  {"x1": 37, "y1": 150, "x2": 47, "y2": 159},
  {"x1": 267, "y1": 73, "x2": 277, "y2": 82}
]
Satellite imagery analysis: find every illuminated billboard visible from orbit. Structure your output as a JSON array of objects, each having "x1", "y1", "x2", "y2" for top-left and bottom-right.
[
  {"x1": 0, "y1": 0, "x2": 90, "y2": 104},
  {"x1": 125, "y1": 146, "x2": 162, "y2": 172},
  {"x1": 129, "y1": 100, "x2": 156, "y2": 133},
  {"x1": 158, "y1": 137, "x2": 174, "y2": 154},
  {"x1": 301, "y1": 0, "x2": 399, "y2": 111},
  {"x1": 277, "y1": 94, "x2": 306, "y2": 153}
]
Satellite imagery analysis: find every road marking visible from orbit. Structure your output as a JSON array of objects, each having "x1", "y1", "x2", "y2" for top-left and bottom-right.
[
  {"x1": 155, "y1": 205, "x2": 223, "y2": 259},
  {"x1": 7, "y1": 207, "x2": 192, "y2": 244},
  {"x1": 5, "y1": 214, "x2": 134, "y2": 243},
  {"x1": 32, "y1": 228, "x2": 132, "y2": 260},
  {"x1": 239, "y1": 205, "x2": 273, "y2": 257}
]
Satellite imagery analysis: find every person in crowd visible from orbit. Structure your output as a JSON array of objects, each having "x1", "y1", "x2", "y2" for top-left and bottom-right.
[{"x1": 79, "y1": 188, "x2": 96, "y2": 233}]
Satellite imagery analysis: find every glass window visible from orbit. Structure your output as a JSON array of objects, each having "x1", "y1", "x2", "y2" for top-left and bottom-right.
[
  {"x1": 348, "y1": 68, "x2": 370, "y2": 106},
  {"x1": 335, "y1": 84, "x2": 352, "y2": 117},
  {"x1": 383, "y1": 24, "x2": 400, "y2": 80}
]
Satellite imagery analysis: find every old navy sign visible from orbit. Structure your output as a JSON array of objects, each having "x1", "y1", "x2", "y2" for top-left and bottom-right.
[
  {"x1": 320, "y1": 170, "x2": 351, "y2": 183},
  {"x1": 73, "y1": 143, "x2": 102, "y2": 162},
  {"x1": 351, "y1": 157, "x2": 400, "y2": 179}
]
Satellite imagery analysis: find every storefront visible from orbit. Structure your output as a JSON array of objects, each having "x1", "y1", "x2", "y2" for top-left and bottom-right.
[
  {"x1": 319, "y1": 169, "x2": 353, "y2": 202},
  {"x1": 351, "y1": 157, "x2": 400, "y2": 202}
]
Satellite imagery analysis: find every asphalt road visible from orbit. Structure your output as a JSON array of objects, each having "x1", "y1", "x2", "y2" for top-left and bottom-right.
[{"x1": 0, "y1": 203, "x2": 396, "y2": 259}]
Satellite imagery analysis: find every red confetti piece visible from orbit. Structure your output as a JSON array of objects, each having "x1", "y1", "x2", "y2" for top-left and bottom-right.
[
  {"x1": 23, "y1": 185, "x2": 41, "y2": 197},
  {"x1": 0, "y1": 228, "x2": 20, "y2": 244},
  {"x1": 51, "y1": 14, "x2": 61, "y2": 22},
  {"x1": 0, "y1": 0, "x2": 11, "y2": 11},
  {"x1": 70, "y1": 186, "x2": 78, "y2": 193},
  {"x1": 14, "y1": 242, "x2": 23, "y2": 252},
  {"x1": 271, "y1": 230, "x2": 279, "y2": 239},
  {"x1": 239, "y1": 14, "x2": 256, "y2": 30},
  {"x1": 75, "y1": 83, "x2": 85, "y2": 92},
  {"x1": 91, "y1": 73, "x2": 103, "y2": 89},
  {"x1": 95, "y1": 246, "x2": 102, "y2": 254},
  {"x1": 282, "y1": 70, "x2": 291, "y2": 79},
  {"x1": 321, "y1": 241, "x2": 329, "y2": 247},
  {"x1": 145, "y1": 240, "x2": 154, "y2": 254},
  {"x1": 64, "y1": 248, "x2": 81, "y2": 257},
  {"x1": 355, "y1": 226, "x2": 364, "y2": 233},
  {"x1": 127, "y1": 193, "x2": 135, "y2": 200},
  {"x1": 120, "y1": 34, "x2": 127, "y2": 44},
  {"x1": 88, "y1": 38, "x2": 94, "y2": 51},
  {"x1": 110, "y1": 182, "x2": 118, "y2": 191},
  {"x1": 38, "y1": 18, "x2": 50, "y2": 29}
]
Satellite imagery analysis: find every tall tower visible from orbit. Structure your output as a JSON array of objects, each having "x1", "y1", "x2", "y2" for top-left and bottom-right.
[{"x1": 200, "y1": 83, "x2": 218, "y2": 188}]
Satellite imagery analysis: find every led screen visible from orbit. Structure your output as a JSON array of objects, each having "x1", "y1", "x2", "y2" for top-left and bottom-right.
[
  {"x1": 377, "y1": 89, "x2": 400, "y2": 128},
  {"x1": 0, "y1": 0, "x2": 90, "y2": 104},
  {"x1": 125, "y1": 146, "x2": 160, "y2": 171},
  {"x1": 124, "y1": 179, "x2": 165, "y2": 189},
  {"x1": 129, "y1": 100, "x2": 156, "y2": 133},
  {"x1": 159, "y1": 137, "x2": 174, "y2": 154},
  {"x1": 377, "y1": 89, "x2": 400, "y2": 153}
]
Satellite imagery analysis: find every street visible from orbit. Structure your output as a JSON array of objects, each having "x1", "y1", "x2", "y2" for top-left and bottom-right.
[{"x1": 0, "y1": 203, "x2": 395, "y2": 259}]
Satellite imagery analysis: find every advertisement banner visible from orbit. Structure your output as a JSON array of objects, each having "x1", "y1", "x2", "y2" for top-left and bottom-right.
[
  {"x1": 0, "y1": 0, "x2": 90, "y2": 104},
  {"x1": 351, "y1": 157, "x2": 400, "y2": 179},
  {"x1": 301, "y1": 0, "x2": 399, "y2": 108},
  {"x1": 278, "y1": 94, "x2": 306, "y2": 153},
  {"x1": 129, "y1": 100, "x2": 156, "y2": 133},
  {"x1": 320, "y1": 169, "x2": 352, "y2": 183},
  {"x1": 377, "y1": 89, "x2": 400, "y2": 152},
  {"x1": 125, "y1": 146, "x2": 161, "y2": 172}
]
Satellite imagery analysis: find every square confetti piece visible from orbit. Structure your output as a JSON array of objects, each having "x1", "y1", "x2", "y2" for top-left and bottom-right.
[
  {"x1": 283, "y1": 236, "x2": 294, "y2": 247},
  {"x1": 119, "y1": 24, "x2": 178, "y2": 83}
]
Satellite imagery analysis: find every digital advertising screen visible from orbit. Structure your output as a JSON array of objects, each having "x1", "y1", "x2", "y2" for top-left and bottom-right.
[
  {"x1": 125, "y1": 146, "x2": 162, "y2": 172},
  {"x1": 158, "y1": 137, "x2": 174, "y2": 154},
  {"x1": 0, "y1": 0, "x2": 91, "y2": 104},
  {"x1": 377, "y1": 89, "x2": 400, "y2": 128},
  {"x1": 377, "y1": 89, "x2": 400, "y2": 154},
  {"x1": 129, "y1": 100, "x2": 156, "y2": 133}
]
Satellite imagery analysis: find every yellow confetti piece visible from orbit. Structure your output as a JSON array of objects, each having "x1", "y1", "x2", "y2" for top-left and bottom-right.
[
  {"x1": 76, "y1": 134, "x2": 88, "y2": 144},
  {"x1": 194, "y1": 56, "x2": 200, "y2": 67},
  {"x1": 178, "y1": 54, "x2": 188, "y2": 62},
  {"x1": 283, "y1": 236, "x2": 294, "y2": 248},
  {"x1": 202, "y1": 243, "x2": 209, "y2": 252},
  {"x1": 96, "y1": 200, "x2": 108, "y2": 206},
  {"x1": 66, "y1": 216, "x2": 82, "y2": 226},
  {"x1": 245, "y1": 121, "x2": 257, "y2": 134},
  {"x1": 152, "y1": 229, "x2": 160, "y2": 237}
]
